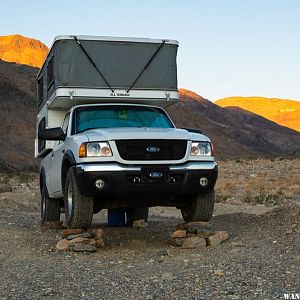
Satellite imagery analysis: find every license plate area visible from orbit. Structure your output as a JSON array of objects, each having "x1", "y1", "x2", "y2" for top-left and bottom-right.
[{"x1": 141, "y1": 166, "x2": 170, "y2": 183}]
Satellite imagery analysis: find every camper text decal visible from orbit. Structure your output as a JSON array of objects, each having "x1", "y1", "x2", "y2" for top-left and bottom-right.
[{"x1": 110, "y1": 92, "x2": 131, "y2": 97}]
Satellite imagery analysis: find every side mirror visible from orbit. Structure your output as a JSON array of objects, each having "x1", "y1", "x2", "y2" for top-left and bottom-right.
[{"x1": 38, "y1": 127, "x2": 66, "y2": 141}]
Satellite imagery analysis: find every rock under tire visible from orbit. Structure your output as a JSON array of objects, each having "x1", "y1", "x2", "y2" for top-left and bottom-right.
[
  {"x1": 41, "y1": 183, "x2": 61, "y2": 224},
  {"x1": 64, "y1": 168, "x2": 94, "y2": 229},
  {"x1": 181, "y1": 189, "x2": 215, "y2": 222}
]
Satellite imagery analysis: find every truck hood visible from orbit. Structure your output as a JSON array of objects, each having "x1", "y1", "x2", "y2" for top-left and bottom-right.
[{"x1": 78, "y1": 128, "x2": 209, "y2": 142}]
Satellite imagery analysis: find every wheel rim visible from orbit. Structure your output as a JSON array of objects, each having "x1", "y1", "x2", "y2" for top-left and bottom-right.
[{"x1": 67, "y1": 182, "x2": 73, "y2": 218}]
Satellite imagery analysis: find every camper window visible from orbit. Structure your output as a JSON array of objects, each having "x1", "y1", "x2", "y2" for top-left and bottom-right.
[
  {"x1": 38, "y1": 77, "x2": 43, "y2": 105},
  {"x1": 38, "y1": 117, "x2": 46, "y2": 151},
  {"x1": 47, "y1": 57, "x2": 54, "y2": 89}
]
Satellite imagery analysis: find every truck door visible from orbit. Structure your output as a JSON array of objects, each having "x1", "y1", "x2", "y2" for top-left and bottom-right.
[{"x1": 49, "y1": 113, "x2": 70, "y2": 195}]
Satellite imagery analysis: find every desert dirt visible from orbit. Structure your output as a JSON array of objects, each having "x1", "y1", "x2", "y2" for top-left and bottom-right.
[{"x1": 0, "y1": 158, "x2": 299, "y2": 299}]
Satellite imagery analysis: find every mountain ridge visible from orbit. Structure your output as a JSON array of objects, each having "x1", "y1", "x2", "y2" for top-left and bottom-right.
[
  {"x1": 216, "y1": 96, "x2": 300, "y2": 132},
  {"x1": 167, "y1": 91, "x2": 300, "y2": 160},
  {"x1": 0, "y1": 34, "x2": 48, "y2": 68}
]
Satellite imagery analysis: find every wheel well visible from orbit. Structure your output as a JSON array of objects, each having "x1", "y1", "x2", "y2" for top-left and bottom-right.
[{"x1": 61, "y1": 159, "x2": 72, "y2": 192}]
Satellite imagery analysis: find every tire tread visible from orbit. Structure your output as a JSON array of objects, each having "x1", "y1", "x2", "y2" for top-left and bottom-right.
[
  {"x1": 41, "y1": 184, "x2": 60, "y2": 224},
  {"x1": 64, "y1": 168, "x2": 94, "y2": 229},
  {"x1": 181, "y1": 189, "x2": 215, "y2": 222}
]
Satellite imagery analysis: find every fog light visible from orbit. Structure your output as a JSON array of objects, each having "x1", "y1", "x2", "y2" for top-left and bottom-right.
[
  {"x1": 133, "y1": 177, "x2": 141, "y2": 184},
  {"x1": 95, "y1": 178, "x2": 106, "y2": 189},
  {"x1": 199, "y1": 177, "x2": 208, "y2": 187},
  {"x1": 170, "y1": 177, "x2": 176, "y2": 183}
]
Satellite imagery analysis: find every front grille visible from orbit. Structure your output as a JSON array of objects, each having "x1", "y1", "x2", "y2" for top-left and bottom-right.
[{"x1": 115, "y1": 140, "x2": 187, "y2": 161}]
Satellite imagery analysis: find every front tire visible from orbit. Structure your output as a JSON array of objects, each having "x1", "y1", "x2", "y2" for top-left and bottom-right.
[
  {"x1": 64, "y1": 168, "x2": 94, "y2": 229},
  {"x1": 181, "y1": 189, "x2": 215, "y2": 222},
  {"x1": 41, "y1": 182, "x2": 61, "y2": 224}
]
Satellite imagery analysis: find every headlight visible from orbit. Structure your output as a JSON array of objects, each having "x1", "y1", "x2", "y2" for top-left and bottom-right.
[
  {"x1": 79, "y1": 142, "x2": 112, "y2": 157},
  {"x1": 190, "y1": 142, "x2": 213, "y2": 156}
]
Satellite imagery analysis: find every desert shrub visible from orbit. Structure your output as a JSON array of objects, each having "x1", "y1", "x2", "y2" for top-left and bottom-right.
[
  {"x1": 14, "y1": 173, "x2": 37, "y2": 183},
  {"x1": 215, "y1": 194, "x2": 229, "y2": 203},
  {"x1": 243, "y1": 188, "x2": 284, "y2": 206},
  {"x1": 0, "y1": 175, "x2": 10, "y2": 184}
]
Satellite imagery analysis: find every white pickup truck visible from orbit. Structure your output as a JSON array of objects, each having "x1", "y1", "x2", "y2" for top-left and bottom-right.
[{"x1": 36, "y1": 35, "x2": 218, "y2": 228}]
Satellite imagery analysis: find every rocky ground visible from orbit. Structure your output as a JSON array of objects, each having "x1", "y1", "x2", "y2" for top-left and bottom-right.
[{"x1": 0, "y1": 159, "x2": 299, "y2": 299}]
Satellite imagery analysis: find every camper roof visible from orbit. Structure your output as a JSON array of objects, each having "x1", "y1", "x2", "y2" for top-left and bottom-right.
[
  {"x1": 53, "y1": 35, "x2": 178, "y2": 45},
  {"x1": 39, "y1": 35, "x2": 178, "y2": 75},
  {"x1": 37, "y1": 35, "x2": 179, "y2": 110}
]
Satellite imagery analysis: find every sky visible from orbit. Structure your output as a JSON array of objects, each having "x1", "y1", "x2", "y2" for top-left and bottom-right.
[{"x1": 1, "y1": 0, "x2": 300, "y2": 101}]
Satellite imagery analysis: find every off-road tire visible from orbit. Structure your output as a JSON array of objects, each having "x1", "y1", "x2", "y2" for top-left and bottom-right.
[
  {"x1": 64, "y1": 168, "x2": 94, "y2": 229},
  {"x1": 126, "y1": 207, "x2": 149, "y2": 225},
  {"x1": 181, "y1": 189, "x2": 215, "y2": 222},
  {"x1": 41, "y1": 182, "x2": 61, "y2": 224}
]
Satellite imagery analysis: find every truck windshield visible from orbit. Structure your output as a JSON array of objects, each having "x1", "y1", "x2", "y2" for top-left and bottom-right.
[{"x1": 74, "y1": 105, "x2": 174, "y2": 133}]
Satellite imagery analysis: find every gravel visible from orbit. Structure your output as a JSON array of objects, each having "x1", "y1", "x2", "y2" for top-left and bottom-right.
[{"x1": 0, "y1": 180, "x2": 299, "y2": 299}]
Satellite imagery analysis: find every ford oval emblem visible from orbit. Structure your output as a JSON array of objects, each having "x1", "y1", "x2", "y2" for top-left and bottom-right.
[
  {"x1": 149, "y1": 172, "x2": 163, "y2": 178},
  {"x1": 146, "y1": 146, "x2": 160, "y2": 153}
]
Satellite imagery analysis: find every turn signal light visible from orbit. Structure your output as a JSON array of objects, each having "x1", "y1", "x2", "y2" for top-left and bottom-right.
[{"x1": 79, "y1": 143, "x2": 87, "y2": 158}]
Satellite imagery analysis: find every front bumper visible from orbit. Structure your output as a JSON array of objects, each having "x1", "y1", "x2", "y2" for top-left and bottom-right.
[{"x1": 73, "y1": 161, "x2": 218, "y2": 197}]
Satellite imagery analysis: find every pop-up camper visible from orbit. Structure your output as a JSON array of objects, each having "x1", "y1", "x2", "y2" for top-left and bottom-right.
[{"x1": 36, "y1": 35, "x2": 217, "y2": 229}]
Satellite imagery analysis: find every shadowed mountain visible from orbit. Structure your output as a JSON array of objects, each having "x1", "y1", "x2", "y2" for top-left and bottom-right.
[
  {"x1": 0, "y1": 59, "x2": 39, "y2": 172},
  {"x1": 0, "y1": 34, "x2": 48, "y2": 68},
  {"x1": 216, "y1": 96, "x2": 300, "y2": 132},
  {"x1": 166, "y1": 89, "x2": 300, "y2": 159}
]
